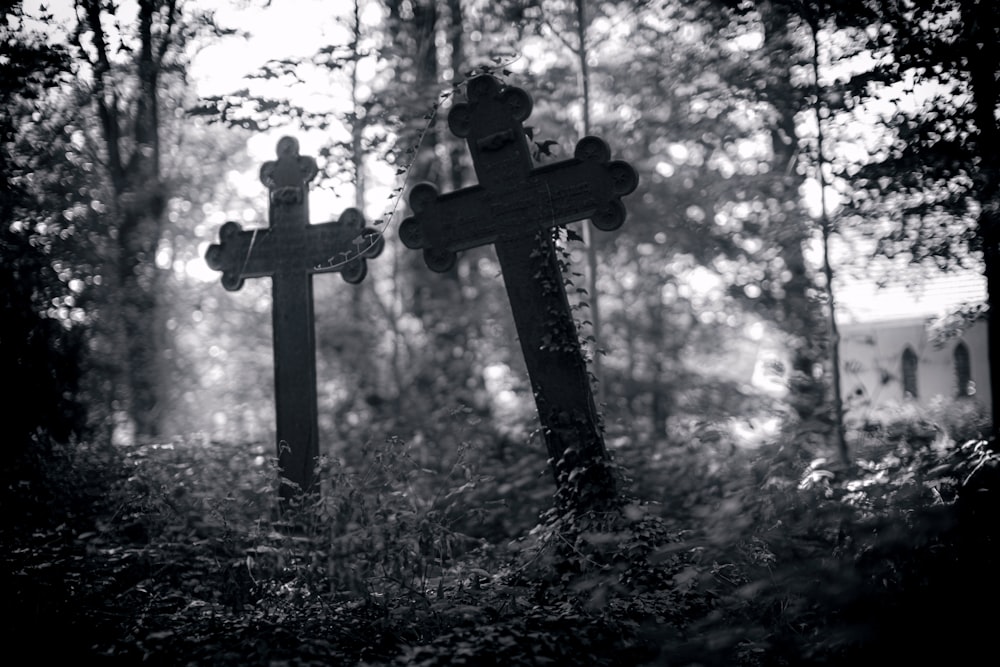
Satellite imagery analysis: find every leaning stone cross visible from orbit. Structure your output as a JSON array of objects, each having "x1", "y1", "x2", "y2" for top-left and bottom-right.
[
  {"x1": 205, "y1": 136, "x2": 383, "y2": 501},
  {"x1": 400, "y1": 75, "x2": 638, "y2": 508}
]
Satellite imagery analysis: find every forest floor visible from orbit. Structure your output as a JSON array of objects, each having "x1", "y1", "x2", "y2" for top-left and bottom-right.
[{"x1": 3, "y1": 429, "x2": 999, "y2": 666}]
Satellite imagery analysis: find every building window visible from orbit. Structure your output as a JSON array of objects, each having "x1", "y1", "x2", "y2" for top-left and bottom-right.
[
  {"x1": 902, "y1": 346, "x2": 919, "y2": 399},
  {"x1": 954, "y1": 342, "x2": 972, "y2": 397}
]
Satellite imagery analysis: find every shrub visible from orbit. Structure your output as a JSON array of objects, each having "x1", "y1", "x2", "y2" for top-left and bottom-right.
[{"x1": 5, "y1": 400, "x2": 999, "y2": 666}]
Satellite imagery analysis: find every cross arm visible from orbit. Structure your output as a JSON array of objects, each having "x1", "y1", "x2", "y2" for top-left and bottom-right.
[
  {"x1": 204, "y1": 221, "x2": 261, "y2": 291},
  {"x1": 204, "y1": 208, "x2": 384, "y2": 290},
  {"x1": 398, "y1": 136, "x2": 638, "y2": 272},
  {"x1": 309, "y1": 208, "x2": 385, "y2": 285}
]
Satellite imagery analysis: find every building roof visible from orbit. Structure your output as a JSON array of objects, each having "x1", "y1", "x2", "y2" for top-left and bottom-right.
[{"x1": 833, "y1": 265, "x2": 986, "y2": 325}]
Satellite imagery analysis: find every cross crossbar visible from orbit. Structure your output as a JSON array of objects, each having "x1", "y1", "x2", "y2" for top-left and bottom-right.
[{"x1": 400, "y1": 76, "x2": 637, "y2": 273}]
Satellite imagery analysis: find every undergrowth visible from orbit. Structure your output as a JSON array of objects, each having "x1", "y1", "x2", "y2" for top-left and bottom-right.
[{"x1": 2, "y1": 411, "x2": 998, "y2": 665}]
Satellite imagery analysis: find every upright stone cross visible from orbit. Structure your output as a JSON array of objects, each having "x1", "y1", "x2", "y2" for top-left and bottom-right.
[
  {"x1": 400, "y1": 75, "x2": 638, "y2": 508},
  {"x1": 205, "y1": 136, "x2": 383, "y2": 501}
]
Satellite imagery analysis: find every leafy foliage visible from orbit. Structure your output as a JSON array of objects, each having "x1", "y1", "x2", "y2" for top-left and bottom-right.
[
  {"x1": 4, "y1": 411, "x2": 998, "y2": 665},
  {"x1": 824, "y1": 0, "x2": 999, "y2": 433}
]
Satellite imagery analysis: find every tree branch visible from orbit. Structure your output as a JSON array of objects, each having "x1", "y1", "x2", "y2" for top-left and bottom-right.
[
  {"x1": 81, "y1": 0, "x2": 123, "y2": 186},
  {"x1": 155, "y1": 0, "x2": 180, "y2": 66}
]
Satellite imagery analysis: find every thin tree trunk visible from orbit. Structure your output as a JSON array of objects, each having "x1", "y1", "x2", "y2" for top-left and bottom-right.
[
  {"x1": 808, "y1": 12, "x2": 848, "y2": 464},
  {"x1": 350, "y1": 0, "x2": 366, "y2": 214},
  {"x1": 87, "y1": 0, "x2": 175, "y2": 440},
  {"x1": 962, "y1": 0, "x2": 1000, "y2": 440},
  {"x1": 649, "y1": 290, "x2": 669, "y2": 439},
  {"x1": 759, "y1": 0, "x2": 827, "y2": 422},
  {"x1": 346, "y1": 0, "x2": 380, "y2": 408},
  {"x1": 575, "y1": 0, "x2": 604, "y2": 406}
]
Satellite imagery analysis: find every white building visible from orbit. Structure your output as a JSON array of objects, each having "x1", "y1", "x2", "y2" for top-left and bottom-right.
[
  {"x1": 835, "y1": 268, "x2": 991, "y2": 426},
  {"x1": 839, "y1": 316, "x2": 989, "y2": 408}
]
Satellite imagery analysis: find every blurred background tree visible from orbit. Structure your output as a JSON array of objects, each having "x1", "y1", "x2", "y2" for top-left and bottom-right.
[
  {"x1": 2, "y1": 2, "x2": 83, "y2": 471},
  {"x1": 3, "y1": 0, "x2": 251, "y2": 444}
]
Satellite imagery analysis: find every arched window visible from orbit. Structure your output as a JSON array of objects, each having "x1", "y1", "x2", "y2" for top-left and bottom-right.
[
  {"x1": 902, "y1": 346, "x2": 919, "y2": 399},
  {"x1": 954, "y1": 342, "x2": 972, "y2": 397}
]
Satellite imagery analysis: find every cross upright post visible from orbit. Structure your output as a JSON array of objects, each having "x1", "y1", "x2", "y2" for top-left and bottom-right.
[
  {"x1": 399, "y1": 75, "x2": 638, "y2": 509},
  {"x1": 205, "y1": 136, "x2": 384, "y2": 504}
]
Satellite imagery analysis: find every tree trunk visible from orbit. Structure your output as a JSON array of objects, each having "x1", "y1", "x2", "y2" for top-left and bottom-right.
[
  {"x1": 387, "y1": 0, "x2": 488, "y2": 418},
  {"x1": 962, "y1": 0, "x2": 1000, "y2": 440},
  {"x1": 649, "y1": 288, "x2": 669, "y2": 439},
  {"x1": 86, "y1": 0, "x2": 174, "y2": 440},
  {"x1": 807, "y1": 9, "x2": 849, "y2": 464},
  {"x1": 346, "y1": 0, "x2": 380, "y2": 406},
  {"x1": 575, "y1": 0, "x2": 604, "y2": 407},
  {"x1": 759, "y1": 0, "x2": 828, "y2": 422}
]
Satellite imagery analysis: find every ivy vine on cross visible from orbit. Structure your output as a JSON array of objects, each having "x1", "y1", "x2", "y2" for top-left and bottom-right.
[{"x1": 399, "y1": 75, "x2": 639, "y2": 508}]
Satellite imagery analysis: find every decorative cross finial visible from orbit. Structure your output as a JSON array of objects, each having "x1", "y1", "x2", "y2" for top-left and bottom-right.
[{"x1": 259, "y1": 136, "x2": 319, "y2": 208}]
